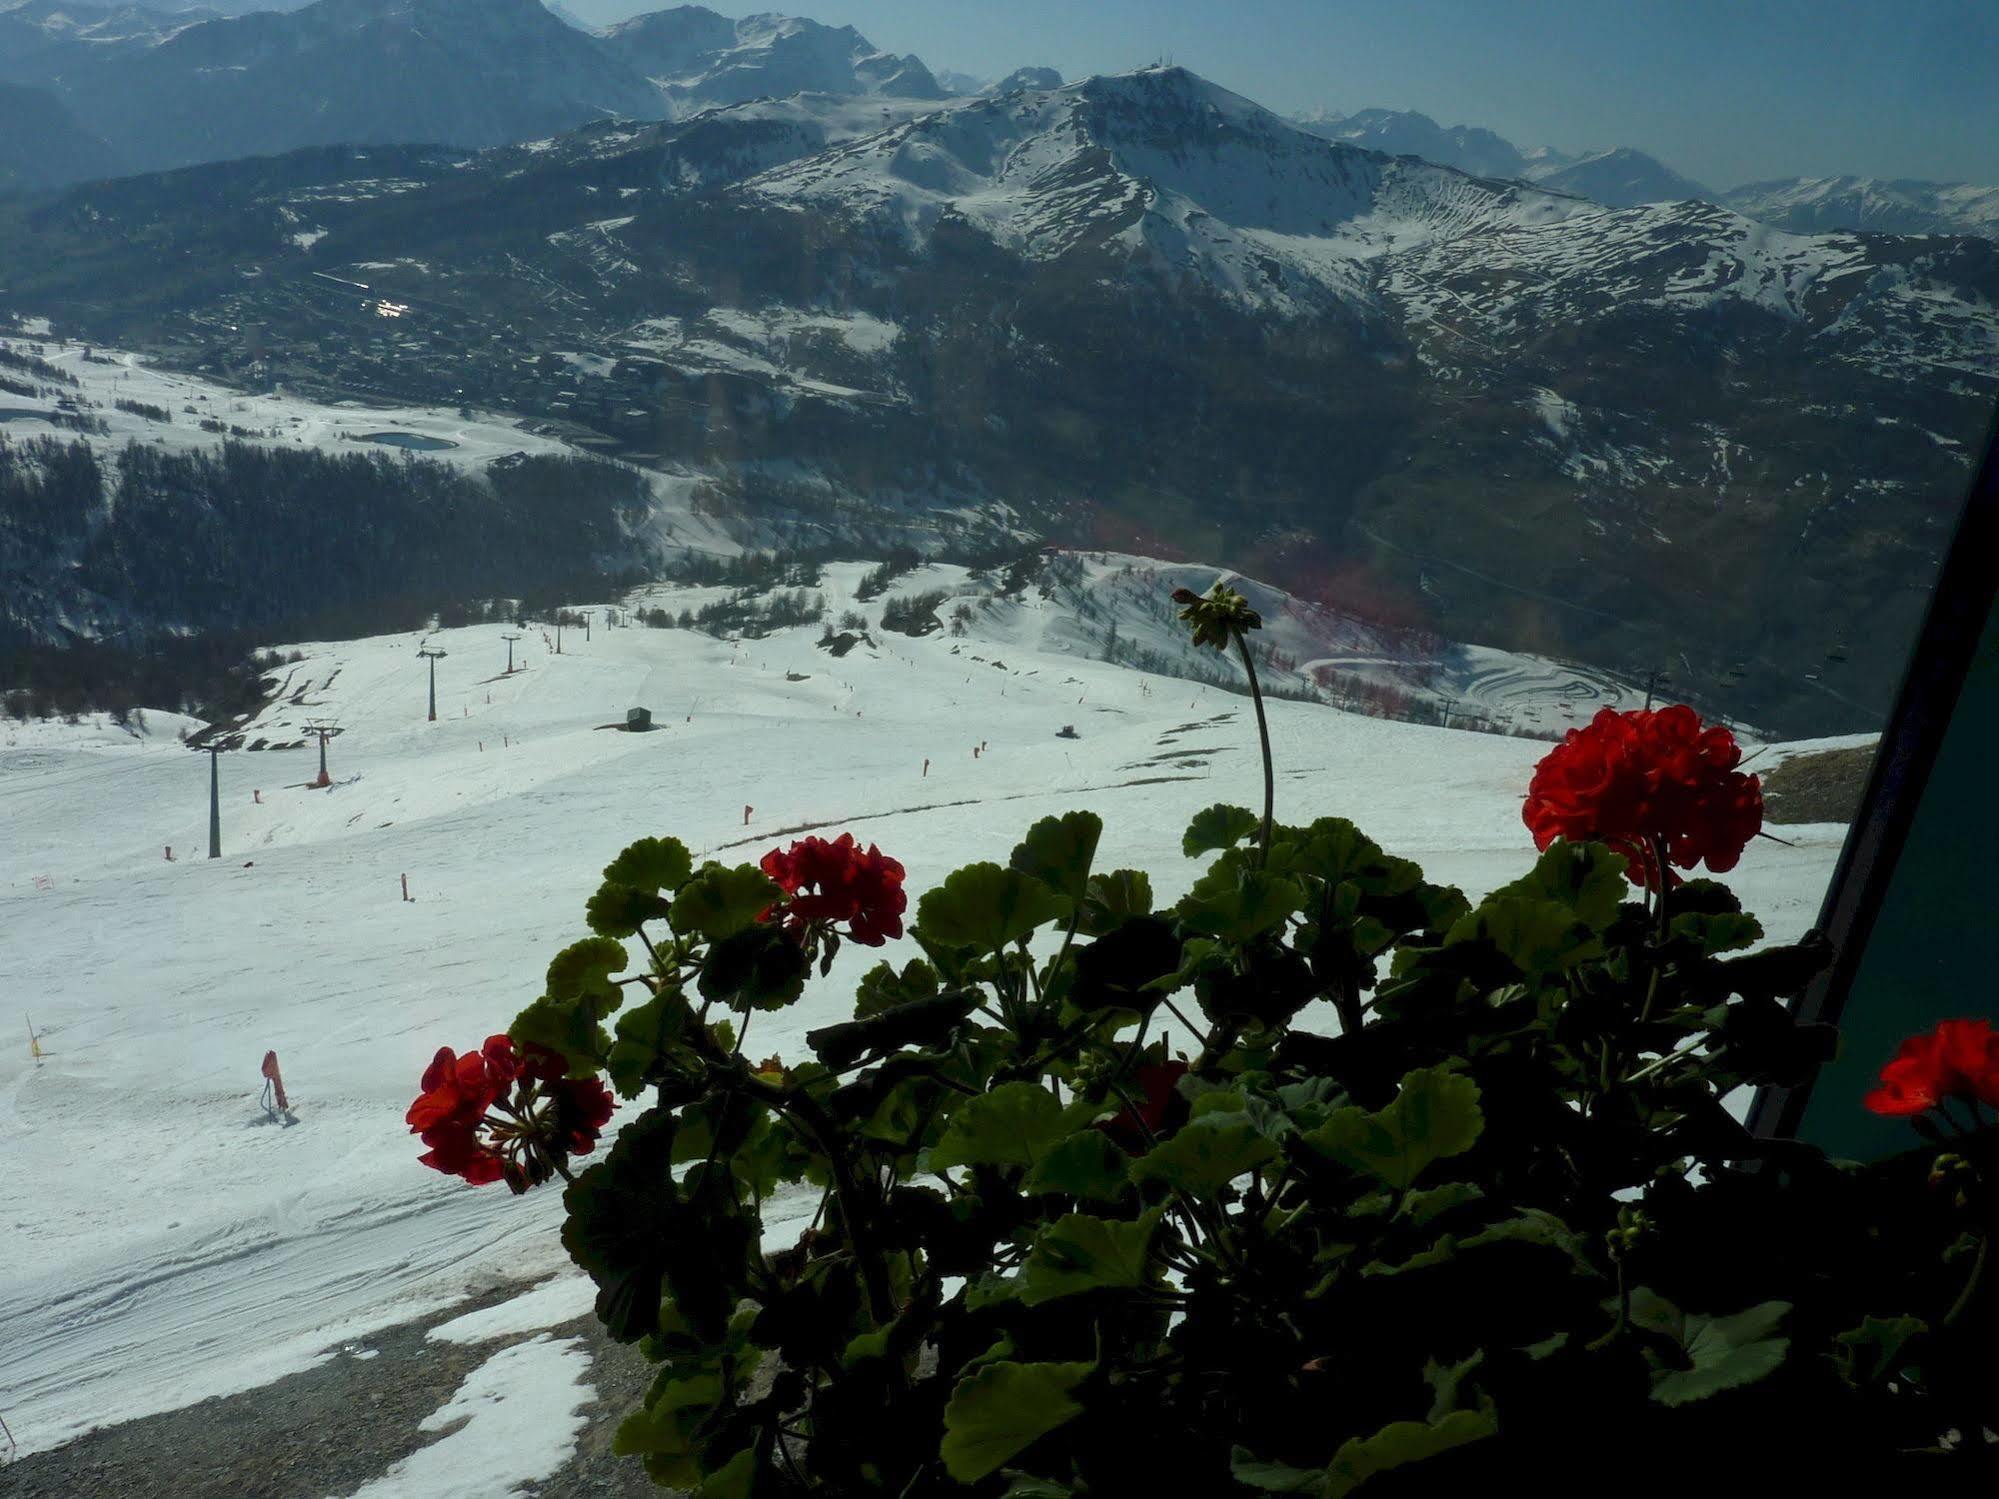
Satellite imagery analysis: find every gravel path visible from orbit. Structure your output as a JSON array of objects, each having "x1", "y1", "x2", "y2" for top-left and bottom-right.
[{"x1": 0, "y1": 1280, "x2": 669, "y2": 1499}]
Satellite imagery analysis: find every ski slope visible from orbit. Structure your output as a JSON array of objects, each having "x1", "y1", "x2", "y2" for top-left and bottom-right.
[{"x1": 0, "y1": 562, "x2": 1852, "y2": 1460}]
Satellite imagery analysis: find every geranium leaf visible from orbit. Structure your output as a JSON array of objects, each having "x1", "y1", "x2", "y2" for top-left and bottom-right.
[
  {"x1": 1651, "y1": 1301, "x2": 1791, "y2": 1407},
  {"x1": 1304, "y1": 1066, "x2": 1483, "y2": 1190},
  {"x1": 1017, "y1": 1209, "x2": 1163, "y2": 1305},
  {"x1": 544, "y1": 936, "x2": 630, "y2": 1011},
  {"x1": 853, "y1": 957, "x2": 941, "y2": 1018},
  {"x1": 1178, "y1": 864, "x2": 1303, "y2": 942},
  {"x1": 806, "y1": 991, "x2": 979, "y2": 1070},
  {"x1": 1490, "y1": 839, "x2": 1628, "y2": 931},
  {"x1": 931, "y1": 1081, "x2": 1073, "y2": 1170},
  {"x1": 1670, "y1": 910, "x2": 1764, "y2": 956},
  {"x1": 604, "y1": 990, "x2": 687, "y2": 1097},
  {"x1": 511, "y1": 995, "x2": 612, "y2": 1078},
  {"x1": 1023, "y1": 1130, "x2": 1132, "y2": 1200},
  {"x1": 1070, "y1": 916, "x2": 1184, "y2": 1014},
  {"x1": 1010, "y1": 810, "x2": 1103, "y2": 905},
  {"x1": 940, "y1": 1360, "x2": 1094, "y2": 1482},
  {"x1": 1446, "y1": 896, "x2": 1601, "y2": 979},
  {"x1": 1078, "y1": 868, "x2": 1154, "y2": 936},
  {"x1": 915, "y1": 862, "x2": 1072, "y2": 953},
  {"x1": 1184, "y1": 803, "x2": 1261, "y2": 858},
  {"x1": 1129, "y1": 1113, "x2": 1276, "y2": 1195},
  {"x1": 669, "y1": 863, "x2": 782, "y2": 942},
  {"x1": 603, "y1": 836, "x2": 694, "y2": 895},
  {"x1": 585, "y1": 882, "x2": 673, "y2": 939},
  {"x1": 1229, "y1": 1449, "x2": 1330, "y2": 1493},
  {"x1": 1322, "y1": 1411, "x2": 1497, "y2": 1497},
  {"x1": 698, "y1": 924, "x2": 807, "y2": 1012}
]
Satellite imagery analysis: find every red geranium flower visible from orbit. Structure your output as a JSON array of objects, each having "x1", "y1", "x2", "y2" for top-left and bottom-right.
[
  {"x1": 760, "y1": 833, "x2": 908, "y2": 946},
  {"x1": 1522, "y1": 705, "x2": 1762, "y2": 889},
  {"x1": 1863, "y1": 1019, "x2": 1999, "y2": 1118},
  {"x1": 407, "y1": 1034, "x2": 614, "y2": 1191},
  {"x1": 1097, "y1": 1060, "x2": 1190, "y2": 1155}
]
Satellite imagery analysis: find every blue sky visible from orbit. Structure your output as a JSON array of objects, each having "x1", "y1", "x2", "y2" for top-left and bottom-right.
[{"x1": 563, "y1": 0, "x2": 1999, "y2": 187}]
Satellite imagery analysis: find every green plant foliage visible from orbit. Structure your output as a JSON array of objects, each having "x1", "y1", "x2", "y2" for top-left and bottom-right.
[
  {"x1": 1010, "y1": 811, "x2": 1103, "y2": 905},
  {"x1": 940, "y1": 1360, "x2": 1094, "y2": 1482},
  {"x1": 915, "y1": 862, "x2": 1072, "y2": 952},
  {"x1": 444, "y1": 705, "x2": 1993, "y2": 1495},
  {"x1": 604, "y1": 836, "x2": 695, "y2": 894},
  {"x1": 669, "y1": 863, "x2": 784, "y2": 941},
  {"x1": 1305, "y1": 1067, "x2": 1483, "y2": 1190},
  {"x1": 1183, "y1": 803, "x2": 1261, "y2": 858}
]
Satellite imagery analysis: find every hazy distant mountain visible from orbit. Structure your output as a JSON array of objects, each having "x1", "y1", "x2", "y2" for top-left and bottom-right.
[
  {"x1": 599, "y1": 6, "x2": 948, "y2": 114},
  {"x1": 0, "y1": 80, "x2": 123, "y2": 192},
  {"x1": 1525, "y1": 146, "x2": 1709, "y2": 207},
  {"x1": 1720, "y1": 176, "x2": 1999, "y2": 240},
  {"x1": 1289, "y1": 107, "x2": 1527, "y2": 180},
  {"x1": 0, "y1": 1, "x2": 958, "y2": 181}
]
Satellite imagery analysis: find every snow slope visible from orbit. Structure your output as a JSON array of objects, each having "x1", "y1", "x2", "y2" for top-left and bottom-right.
[{"x1": 0, "y1": 561, "x2": 1851, "y2": 1457}]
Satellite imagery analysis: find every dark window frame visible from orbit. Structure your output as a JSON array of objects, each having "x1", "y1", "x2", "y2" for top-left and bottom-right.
[{"x1": 1747, "y1": 409, "x2": 1999, "y2": 1142}]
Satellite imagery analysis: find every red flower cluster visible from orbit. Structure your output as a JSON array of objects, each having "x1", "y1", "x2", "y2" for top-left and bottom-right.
[
  {"x1": 1863, "y1": 1019, "x2": 1999, "y2": 1119},
  {"x1": 1097, "y1": 1060, "x2": 1190, "y2": 1155},
  {"x1": 760, "y1": 833, "x2": 908, "y2": 946},
  {"x1": 407, "y1": 1035, "x2": 614, "y2": 1190},
  {"x1": 1522, "y1": 705, "x2": 1762, "y2": 888}
]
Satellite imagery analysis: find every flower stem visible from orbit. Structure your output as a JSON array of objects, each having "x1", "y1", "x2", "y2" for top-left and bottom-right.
[
  {"x1": 1232, "y1": 629, "x2": 1275, "y2": 862},
  {"x1": 1943, "y1": 1234, "x2": 1989, "y2": 1328}
]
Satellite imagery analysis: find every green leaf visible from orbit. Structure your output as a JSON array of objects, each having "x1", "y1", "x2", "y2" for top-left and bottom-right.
[
  {"x1": 695, "y1": 1447, "x2": 757, "y2": 1499},
  {"x1": 1017, "y1": 1209, "x2": 1164, "y2": 1305},
  {"x1": 1077, "y1": 869, "x2": 1154, "y2": 936},
  {"x1": 853, "y1": 957, "x2": 941, "y2": 1019},
  {"x1": 605, "y1": 990, "x2": 687, "y2": 1097},
  {"x1": 1489, "y1": 839, "x2": 1628, "y2": 930},
  {"x1": 1230, "y1": 1449, "x2": 1330, "y2": 1494},
  {"x1": 1650, "y1": 1299, "x2": 1792, "y2": 1407},
  {"x1": 511, "y1": 995, "x2": 612, "y2": 1078},
  {"x1": 1130, "y1": 1113, "x2": 1276, "y2": 1195},
  {"x1": 1184, "y1": 804, "x2": 1261, "y2": 858},
  {"x1": 931, "y1": 1081, "x2": 1072, "y2": 1170},
  {"x1": 604, "y1": 836, "x2": 694, "y2": 894},
  {"x1": 562, "y1": 1114, "x2": 685, "y2": 1344},
  {"x1": 1834, "y1": 1314, "x2": 1926, "y2": 1387},
  {"x1": 1069, "y1": 916, "x2": 1183, "y2": 1014},
  {"x1": 1024, "y1": 1130, "x2": 1135, "y2": 1200},
  {"x1": 544, "y1": 937, "x2": 630, "y2": 1011},
  {"x1": 915, "y1": 862, "x2": 1072, "y2": 953},
  {"x1": 806, "y1": 991, "x2": 980, "y2": 1070},
  {"x1": 612, "y1": 1371, "x2": 722, "y2": 1468},
  {"x1": 697, "y1": 924, "x2": 807, "y2": 1012},
  {"x1": 1322, "y1": 1411, "x2": 1496, "y2": 1497},
  {"x1": 586, "y1": 882, "x2": 673, "y2": 939},
  {"x1": 1446, "y1": 896, "x2": 1601, "y2": 979},
  {"x1": 668, "y1": 863, "x2": 783, "y2": 942},
  {"x1": 1010, "y1": 811, "x2": 1104, "y2": 905},
  {"x1": 1178, "y1": 863, "x2": 1303, "y2": 942},
  {"x1": 1670, "y1": 910, "x2": 1765, "y2": 956},
  {"x1": 1304, "y1": 1067, "x2": 1483, "y2": 1190},
  {"x1": 940, "y1": 1360, "x2": 1093, "y2": 1482},
  {"x1": 1267, "y1": 817, "x2": 1384, "y2": 886}
]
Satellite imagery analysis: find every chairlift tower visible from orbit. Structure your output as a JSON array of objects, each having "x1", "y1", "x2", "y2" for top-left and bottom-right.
[
  {"x1": 501, "y1": 633, "x2": 522, "y2": 673},
  {"x1": 194, "y1": 742, "x2": 226, "y2": 858},
  {"x1": 303, "y1": 719, "x2": 339, "y2": 788},
  {"x1": 418, "y1": 645, "x2": 448, "y2": 722}
]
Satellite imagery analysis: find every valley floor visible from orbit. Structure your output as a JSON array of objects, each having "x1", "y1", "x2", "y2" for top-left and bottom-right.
[{"x1": 0, "y1": 562, "x2": 1851, "y2": 1486}]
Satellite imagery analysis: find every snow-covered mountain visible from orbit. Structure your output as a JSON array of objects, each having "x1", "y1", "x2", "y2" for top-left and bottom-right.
[
  {"x1": 1720, "y1": 175, "x2": 1999, "y2": 241},
  {"x1": 0, "y1": 1, "x2": 961, "y2": 178},
  {"x1": 1523, "y1": 145, "x2": 1710, "y2": 207},
  {"x1": 1289, "y1": 106, "x2": 1528, "y2": 180},
  {"x1": 600, "y1": 5, "x2": 948, "y2": 114},
  {"x1": 745, "y1": 69, "x2": 1591, "y2": 315},
  {"x1": 3, "y1": 64, "x2": 1992, "y2": 734}
]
